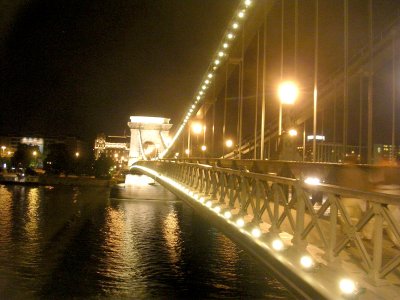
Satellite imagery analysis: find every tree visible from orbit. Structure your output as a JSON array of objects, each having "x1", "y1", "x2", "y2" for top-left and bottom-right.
[
  {"x1": 11, "y1": 144, "x2": 37, "y2": 169},
  {"x1": 93, "y1": 153, "x2": 113, "y2": 179},
  {"x1": 43, "y1": 143, "x2": 70, "y2": 175}
]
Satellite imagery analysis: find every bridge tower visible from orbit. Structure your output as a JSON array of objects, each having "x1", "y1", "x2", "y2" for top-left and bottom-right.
[{"x1": 127, "y1": 116, "x2": 173, "y2": 166}]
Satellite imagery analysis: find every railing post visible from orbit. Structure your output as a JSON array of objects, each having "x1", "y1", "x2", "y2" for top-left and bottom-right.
[
  {"x1": 325, "y1": 194, "x2": 338, "y2": 264},
  {"x1": 292, "y1": 185, "x2": 306, "y2": 249},
  {"x1": 370, "y1": 202, "x2": 383, "y2": 283}
]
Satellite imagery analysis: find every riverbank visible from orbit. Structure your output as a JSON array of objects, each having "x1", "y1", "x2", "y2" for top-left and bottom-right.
[{"x1": 0, "y1": 174, "x2": 117, "y2": 187}]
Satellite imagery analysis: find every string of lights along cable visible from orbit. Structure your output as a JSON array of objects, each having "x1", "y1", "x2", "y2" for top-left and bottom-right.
[{"x1": 160, "y1": 0, "x2": 254, "y2": 158}]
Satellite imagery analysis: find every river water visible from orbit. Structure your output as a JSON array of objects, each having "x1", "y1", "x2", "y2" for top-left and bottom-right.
[{"x1": 0, "y1": 175, "x2": 292, "y2": 299}]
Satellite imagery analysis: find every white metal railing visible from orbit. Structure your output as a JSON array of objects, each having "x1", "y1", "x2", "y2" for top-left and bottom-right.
[{"x1": 137, "y1": 160, "x2": 400, "y2": 283}]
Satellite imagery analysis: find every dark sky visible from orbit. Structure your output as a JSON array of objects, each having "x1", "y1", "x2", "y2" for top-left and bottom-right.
[{"x1": 0, "y1": 0, "x2": 238, "y2": 141}]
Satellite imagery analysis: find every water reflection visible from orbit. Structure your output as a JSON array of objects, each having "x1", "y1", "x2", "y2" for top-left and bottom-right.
[{"x1": 0, "y1": 181, "x2": 292, "y2": 299}]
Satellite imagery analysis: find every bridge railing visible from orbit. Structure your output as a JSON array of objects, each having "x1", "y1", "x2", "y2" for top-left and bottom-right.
[{"x1": 137, "y1": 160, "x2": 400, "y2": 283}]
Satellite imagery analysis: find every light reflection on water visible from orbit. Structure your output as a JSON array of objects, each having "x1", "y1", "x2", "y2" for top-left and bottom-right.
[{"x1": 0, "y1": 178, "x2": 292, "y2": 299}]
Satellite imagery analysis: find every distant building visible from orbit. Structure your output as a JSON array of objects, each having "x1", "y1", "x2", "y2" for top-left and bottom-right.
[
  {"x1": 94, "y1": 134, "x2": 130, "y2": 168},
  {"x1": 0, "y1": 135, "x2": 85, "y2": 157}
]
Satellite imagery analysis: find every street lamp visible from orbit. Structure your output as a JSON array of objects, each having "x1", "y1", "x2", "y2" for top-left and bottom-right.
[
  {"x1": 75, "y1": 152, "x2": 80, "y2": 158},
  {"x1": 201, "y1": 145, "x2": 207, "y2": 151},
  {"x1": 288, "y1": 129, "x2": 298, "y2": 137},
  {"x1": 278, "y1": 81, "x2": 299, "y2": 135},
  {"x1": 225, "y1": 139, "x2": 233, "y2": 148}
]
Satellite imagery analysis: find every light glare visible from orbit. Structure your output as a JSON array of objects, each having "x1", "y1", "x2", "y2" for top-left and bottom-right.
[
  {"x1": 278, "y1": 81, "x2": 299, "y2": 104},
  {"x1": 272, "y1": 239, "x2": 284, "y2": 251},
  {"x1": 339, "y1": 279, "x2": 356, "y2": 295}
]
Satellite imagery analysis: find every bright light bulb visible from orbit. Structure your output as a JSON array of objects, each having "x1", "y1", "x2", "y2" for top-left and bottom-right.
[
  {"x1": 245, "y1": 0, "x2": 252, "y2": 6},
  {"x1": 225, "y1": 139, "x2": 233, "y2": 148},
  {"x1": 214, "y1": 206, "x2": 221, "y2": 213},
  {"x1": 232, "y1": 23, "x2": 239, "y2": 29},
  {"x1": 224, "y1": 211, "x2": 232, "y2": 219},
  {"x1": 214, "y1": 59, "x2": 220, "y2": 65},
  {"x1": 236, "y1": 218, "x2": 245, "y2": 227},
  {"x1": 339, "y1": 279, "x2": 356, "y2": 295},
  {"x1": 197, "y1": 96, "x2": 201, "y2": 100},
  {"x1": 199, "y1": 91, "x2": 203, "y2": 95},
  {"x1": 223, "y1": 43, "x2": 229, "y2": 49},
  {"x1": 300, "y1": 255, "x2": 314, "y2": 269},
  {"x1": 205, "y1": 79, "x2": 209, "y2": 84},
  {"x1": 278, "y1": 81, "x2": 299, "y2": 104},
  {"x1": 193, "y1": 194, "x2": 199, "y2": 200},
  {"x1": 208, "y1": 73, "x2": 213, "y2": 78},
  {"x1": 288, "y1": 129, "x2": 298, "y2": 136},
  {"x1": 272, "y1": 239, "x2": 284, "y2": 251},
  {"x1": 251, "y1": 228, "x2": 261, "y2": 238},
  {"x1": 202, "y1": 85, "x2": 206, "y2": 90},
  {"x1": 206, "y1": 201, "x2": 212, "y2": 208},
  {"x1": 192, "y1": 104, "x2": 195, "y2": 108},
  {"x1": 238, "y1": 11, "x2": 245, "y2": 18},
  {"x1": 199, "y1": 197, "x2": 205, "y2": 203},
  {"x1": 304, "y1": 177, "x2": 321, "y2": 185},
  {"x1": 218, "y1": 51, "x2": 224, "y2": 57},
  {"x1": 201, "y1": 145, "x2": 206, "y2": 151},
  {"x1": 227, "y1": 33, "x2": 234, "y2": 39}
]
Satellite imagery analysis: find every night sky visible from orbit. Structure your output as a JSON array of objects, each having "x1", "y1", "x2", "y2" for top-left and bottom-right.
[{"x1": 0, "y1": 0, "x2": 238, "y2": 141}]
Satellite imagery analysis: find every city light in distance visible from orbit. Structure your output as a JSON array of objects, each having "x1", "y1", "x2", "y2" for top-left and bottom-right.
[{"x1": 75, "y1": 152, "x2": 80, "y2": 157}]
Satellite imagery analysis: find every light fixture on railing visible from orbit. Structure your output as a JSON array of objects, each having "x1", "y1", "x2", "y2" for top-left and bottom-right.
[
  {"x1": 251, "y1": 228, "x2": 262, "y2": 238},
  {"x1": 272, "y1": 239, "x2": 284, "y2": 251}
]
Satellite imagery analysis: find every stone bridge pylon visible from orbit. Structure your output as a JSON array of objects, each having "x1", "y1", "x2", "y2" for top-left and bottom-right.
[{"x1": 127, "y1": 116, "x2": 173, "y2": 166}]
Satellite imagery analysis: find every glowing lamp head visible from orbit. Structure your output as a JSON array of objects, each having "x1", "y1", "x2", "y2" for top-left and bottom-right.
[
  {"x1": 339, "y1": 279, "x2": 356, "y2": 295},
  {"x1": 201, "y1": 145, "x2": 207, "y2": 152},
  {"x1": 206, "y1": 201, "x2": 212, "y2": 208},
  {"x1": 278, "y1": 81, "x2": 299, "y2": 104},
  {"x1": 225, "y1": 139, "x2": 233, "y2": 148},
  {"x1": 214, "y1": 206, "x2": 221, "y2": 213},
  {"x1": 192, "y1": 123, "x2": 203, "y2": 134},
  {"x1": 251, "y1": 228, "x2": 262, "y2": 238},
  {"x1": 185, "y1": 149, "x2": 190, "y2": 155},
  {"x1": 224, "y1": 211, "x2": 232, "y2": 219},
  {"x1": 304, "y1": 177, "x2": 321, "y2": 185},
  {"x1": 75, "y1": 152, "x2": 80, "y2": 157},
  {"x1": 32, "y1": 151, "x2": 37, "y2": 156},
  {"x1": 199, "y1": 197, "x2": 205, "y2": 203},
  {"x1": 236, "y1": 218, "x2": 245, "y2": 228},
  {"x1": 272, "y1": 239, "x2": 284, "y2": 251},
  {"x1": 300, "y1": 255, "x2": 314, "y2": 269},
  {"x1": 288, "y1": 129, "x2": 298, "y2": 137}
]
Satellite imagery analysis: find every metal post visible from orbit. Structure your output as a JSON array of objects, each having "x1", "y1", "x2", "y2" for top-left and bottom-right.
[
  {"x1": 392, "y1": 35, "x2": 396, "y2": 161},
  {"x1": 279, "y1": 0, "x2": 285, "y2": 137},
  {"x1": 359, "y1": 75, "x2": 363, "y2": 160},
  {"x1": 223, "y1": 64, "x2": 228, "y2": 159},
  {"x1": 187, "y1": 125, "x2": 191, "y2": 158},
  {"x1": 370, "y1": 203, "x2": 383, "y2": 282},
  {"x1": 367, "y1": 0, "x2": 374, "y2": 164},
  {"x1": 238, "y1": 27, "x2": 245, "y2": 160},
  {"x1": 313, "y1": 0, "x2": 319, "y2": 162},
  {"x1": 303, "y1": 122, "x2": 306, "y2": 161},
  {"x1": 343, "y1": 0, "x2": 349, "y2": 158},
  {"x1": 260, "y1": 17, "x2": 267, "y2": 160},
  {"x1": 254, "y1": 30, "x2": 260, "y2": 160}
]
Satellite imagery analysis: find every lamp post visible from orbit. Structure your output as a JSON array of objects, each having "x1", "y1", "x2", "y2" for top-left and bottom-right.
[{"x1": 278, "y1": 81, "x2": 299, "y2": 135}]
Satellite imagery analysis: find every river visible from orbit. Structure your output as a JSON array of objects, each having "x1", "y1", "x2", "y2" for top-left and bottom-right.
[{"x1": 0, "y1": 175, "x2": 292, "y2": 299}]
